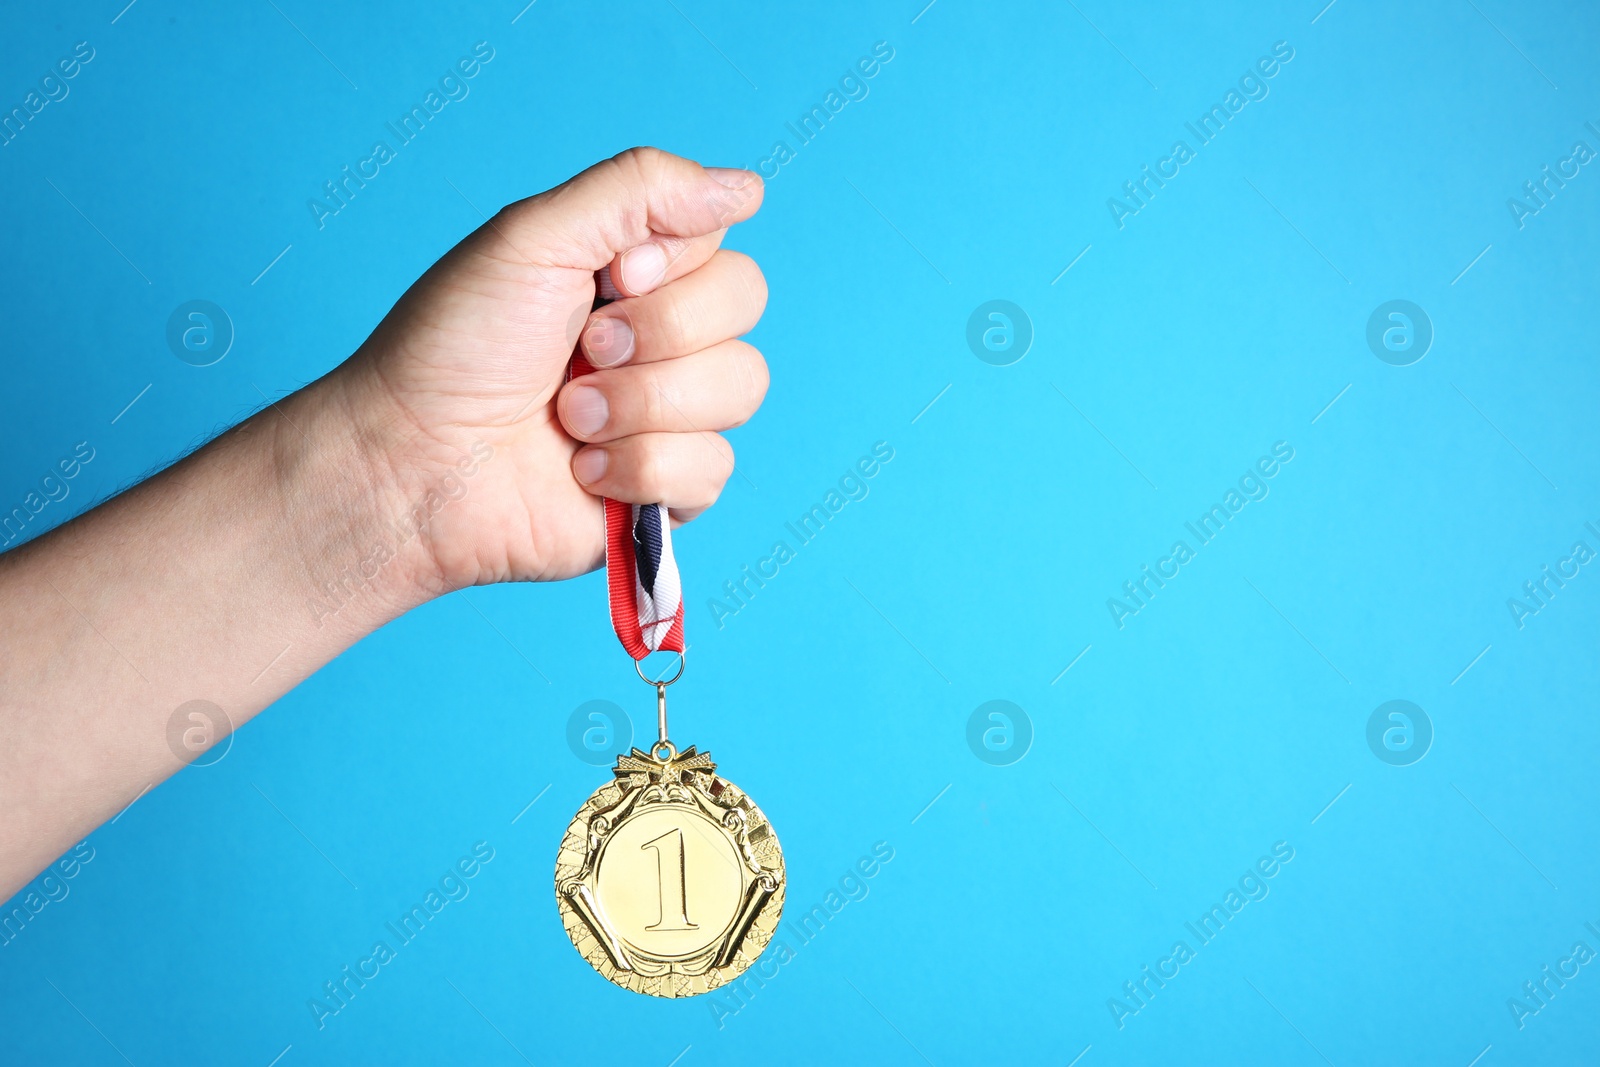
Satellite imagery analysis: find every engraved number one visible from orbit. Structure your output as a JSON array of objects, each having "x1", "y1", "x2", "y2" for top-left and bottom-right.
[{"x1": 641, "y1": 828, "x2": 698, "y2": 931}]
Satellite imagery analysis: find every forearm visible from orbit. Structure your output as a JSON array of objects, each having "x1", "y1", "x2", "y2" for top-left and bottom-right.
[{"x1": 0, "y1": 368, "x2": 431, "y2": 898}]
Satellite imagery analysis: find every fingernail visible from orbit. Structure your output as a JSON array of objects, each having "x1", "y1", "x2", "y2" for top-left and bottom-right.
[
  {"x1": 583, "y1": 314, "x2": 635, "y2": 367},
  {"x1": 566, "y1": 386, "x2": 609, "y2": 437},
  {"x1": 572, "y1": 448, "x2": 608, "y2": 485},
  {"x1": 620, "y1": 243, "x2": 668, "y2": 293},
  {"x1": 706, "y1": 167, "x2": 756, "y2": 190}
]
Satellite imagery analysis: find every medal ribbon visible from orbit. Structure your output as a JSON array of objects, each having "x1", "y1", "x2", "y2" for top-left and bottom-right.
[{"x1": 570, "y1": 289, "x2": 686, "y2": 661}]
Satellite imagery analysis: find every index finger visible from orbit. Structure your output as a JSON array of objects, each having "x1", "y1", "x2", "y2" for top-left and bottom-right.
[{"x1": 602, "y1": 167, "x2": 763, "y2": 298}]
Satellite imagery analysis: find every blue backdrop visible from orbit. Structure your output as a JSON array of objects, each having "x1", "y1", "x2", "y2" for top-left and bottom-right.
[{"x1": 3, "y1": 1, "x2": 1599, "y2": 1064}]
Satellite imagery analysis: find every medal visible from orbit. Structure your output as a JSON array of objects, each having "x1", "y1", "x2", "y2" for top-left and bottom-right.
[{"x1": 555, "y1": 357, "x2": 785, "y2": 998}]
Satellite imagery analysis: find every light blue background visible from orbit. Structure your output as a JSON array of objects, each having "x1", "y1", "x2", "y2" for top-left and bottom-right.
[{"x1": 3, "y1": 1, "x2": 1599, "y2": 1064}]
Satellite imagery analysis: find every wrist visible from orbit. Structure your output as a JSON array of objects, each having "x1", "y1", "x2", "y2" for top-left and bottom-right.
[{"x1": 271, "y1": 367, "x2": 450, "y2": 633}]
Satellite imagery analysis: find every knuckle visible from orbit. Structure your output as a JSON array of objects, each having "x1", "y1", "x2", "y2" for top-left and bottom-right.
[
  {"x1": 617, "y1": 145, "x2": 664, "y2": 173},
  {"x1": 630, "y1": 442, "x2": 666, "y2": 497},
  {"x1": 721, "y1": 250, "x2": 768, "y2": 314},
  {"x1": 700, "y1": 441, "x2": 734, "y2": 507},
  {"x1": 690, "y1": 439, "x2": 732, "y2": 509},
  {"x1": 728, "y1": 343, "x2": 768, "y2": 425},
  {"x1": 652, "y1": 296, "x2": 693, "y2": 355},
  {"x1": 745, "y1": 345, "x2": 771, "y2": 400},
  {"x1": 639, "y1": 368, "x2": 670, "y2": 429}
]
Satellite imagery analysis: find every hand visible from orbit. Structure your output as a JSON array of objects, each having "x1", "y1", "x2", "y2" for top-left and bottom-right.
[
  {"x1": 336, "y1": 147, "x2": 768, "y2": 591},
  {"x1": 0, "y1": 148, "x2": 770, "y2": 897}
]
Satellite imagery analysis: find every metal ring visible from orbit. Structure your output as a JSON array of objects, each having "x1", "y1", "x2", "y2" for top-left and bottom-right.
[
  {"x1": 634, "y1": 651, "x2": 686, "y2": 687},
  {"x1": 651, "y1": 740, "x2": 678, "y2": 760}
]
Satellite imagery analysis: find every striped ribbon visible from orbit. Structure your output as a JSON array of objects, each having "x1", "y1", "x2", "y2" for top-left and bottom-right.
[{"x1": 570, "y1": 285, "x2": 686, "y2": 660}]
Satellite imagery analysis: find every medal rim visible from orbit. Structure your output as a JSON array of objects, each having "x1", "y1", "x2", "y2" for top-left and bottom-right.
[{"x1": 553, "y1": 744, "x2": 786, "y2": 998}]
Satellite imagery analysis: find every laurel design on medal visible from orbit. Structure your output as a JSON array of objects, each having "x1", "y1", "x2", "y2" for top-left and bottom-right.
[{"x1": 554, "y1": 742, "x2": 785, "y2": 997}]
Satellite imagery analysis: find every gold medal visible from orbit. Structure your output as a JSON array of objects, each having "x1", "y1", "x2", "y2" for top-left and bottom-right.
[{"x1": 554, "y1": 661, "x2": 785, "y2": 996}]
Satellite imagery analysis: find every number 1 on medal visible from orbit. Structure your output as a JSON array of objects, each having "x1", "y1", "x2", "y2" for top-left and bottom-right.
[{"x1": 641, "y1": 828, "x2": 697, "y2": 931}]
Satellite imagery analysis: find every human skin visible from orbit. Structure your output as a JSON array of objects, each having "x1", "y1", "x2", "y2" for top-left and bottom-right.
[{"x1": 0, "y1": 148, "x2": 768, "y2": 900}]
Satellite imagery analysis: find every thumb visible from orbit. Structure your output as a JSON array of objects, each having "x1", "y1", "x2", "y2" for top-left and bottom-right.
[{"x1": 494, "y1": 146, "x2": 763, "y2": 274}]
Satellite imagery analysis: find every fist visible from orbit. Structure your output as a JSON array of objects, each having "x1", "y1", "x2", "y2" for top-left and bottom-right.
[{"x1": 336, "y1": 147, "x2": 768, "y2": 591}]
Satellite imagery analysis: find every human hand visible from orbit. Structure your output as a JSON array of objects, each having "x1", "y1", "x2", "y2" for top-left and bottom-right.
[
  {"x1": 0, "y1": 148, "x2": 768, "y2": 896},
  {"x1": 333, "y1": 147, "x2": 768, "y2": 594}
]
